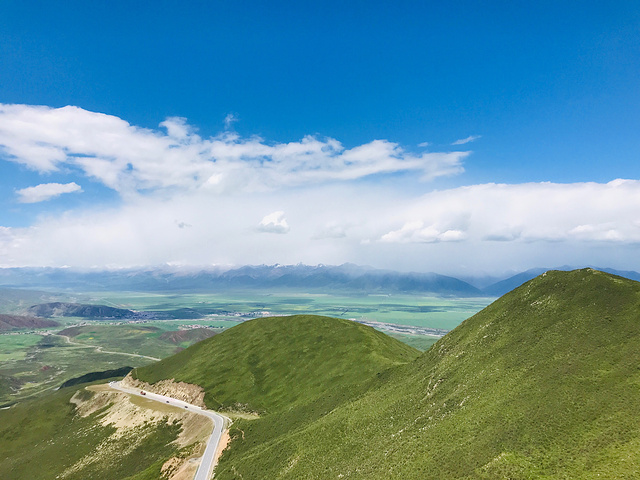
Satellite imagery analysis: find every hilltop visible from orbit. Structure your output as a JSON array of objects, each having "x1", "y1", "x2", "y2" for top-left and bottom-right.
[
  {"x1": 0, "y1": 314, "x2": 59, "y2": 331},
  {"x1": 134, "y1": 314, "x2": 419, "y2": 414},
  {"x1": 204, "y1": 269, "x2": 640, "y2": 478},
  {"x1": 27, "y1": 302, "x2": 135, "y2": 319},
  {"x1": 132, "y1": 314, "x2": 419, "y2": 475},
  {"x1": 481, "y1": 265, "x2": 640, "y2": 296}
]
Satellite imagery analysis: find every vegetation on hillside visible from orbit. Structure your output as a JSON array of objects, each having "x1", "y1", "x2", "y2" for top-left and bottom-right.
[
  {"x1": 59, "y1": 366, "x2": 133, "y2": 388},
  {"x1": 210, "y1": 269, "x2": 640, "y2": 479},
  {"x1": 5, "y1": 269, "x2": 639, "y2": 479},
  {"x1": 27, "y1": 302, "x2": 135, "y2": 318},
  {"x1": 134, "y1": 314, "x2": 420, "y2": 477},
  {"x1": 158, "y1": 327, "x2": 217, "y2": 345},
  {"x1": 134, "y1": 314, "x2": 419, "y2": 414},
  {"x1": 0, "y1": 380, "x2": 184, "y2": 480}
]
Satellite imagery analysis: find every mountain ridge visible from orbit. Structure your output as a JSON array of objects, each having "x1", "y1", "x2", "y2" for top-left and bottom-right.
[
  {"x1": 2, "y1": 263, "x2": 639, "y2": 298},
  {"x1": 186, "y1": 268, "x2": 640, "y2": 478},
  {"x1": 0, "y1": 264, "x2": 483, "y2": 296}
]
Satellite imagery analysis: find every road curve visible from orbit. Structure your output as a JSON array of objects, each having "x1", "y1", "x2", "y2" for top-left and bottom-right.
[
  {"x1": 59, "y1": 334, "x2": 161, "y2": 361},
  {"x1": 109, "y1": 381, "x2": 229, "y2": 480}
]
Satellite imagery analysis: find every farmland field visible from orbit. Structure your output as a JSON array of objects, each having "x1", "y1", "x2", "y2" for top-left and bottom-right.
[
  {"x1": 87, "y1": 290, "x2": 495, "y2": 330},
  {"x1": 0, "y1": 289, "x2": 494, "y2": 405}
]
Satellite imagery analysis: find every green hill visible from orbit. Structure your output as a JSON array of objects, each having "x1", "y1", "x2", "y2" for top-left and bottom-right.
[
  {"x1": 134, "y1": 314, "x2": 419, "y2": 414},
  {"x1": 134, "y1": 314, "x2": 419, "y2": 476},
  {"x1": 208, "y1": 269, "x2": 640, "y2": 479}
]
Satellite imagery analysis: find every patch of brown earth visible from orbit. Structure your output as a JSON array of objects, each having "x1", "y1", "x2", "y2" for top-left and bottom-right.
[
  {"x1": 60, "y1": 383, "x2": 214, "y2": 479},
  {"x1": 0, "y1": 314, "x2": 59, "y2": 331},
  {"x1": 122, "y1": 372, "x2": 206, "y2": 407},
  {"x1": 57, "y1": 326, "x2": 84, "y2": 337},
  {"x1": 89, "y1": 377, "x2": 231, "y2": 479},
  {"x1": 163, "y1": 457, "x2": 201, "y2": 480},
  {"x1": 80, "y1": 385, "x2": 211, "y2": 446},
  {"x1": 214, "y1": 429, "x2": 231, "y2": 463}
]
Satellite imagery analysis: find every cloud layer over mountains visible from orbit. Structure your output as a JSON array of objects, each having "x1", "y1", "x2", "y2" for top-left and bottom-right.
[{"x1": 1, "y1": 104, "x2": 638, "y2": 274}]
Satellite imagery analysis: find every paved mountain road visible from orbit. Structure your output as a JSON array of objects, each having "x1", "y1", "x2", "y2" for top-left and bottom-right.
[{"x1": 109, "y1": 381, "x2": 229, "y2": 480}]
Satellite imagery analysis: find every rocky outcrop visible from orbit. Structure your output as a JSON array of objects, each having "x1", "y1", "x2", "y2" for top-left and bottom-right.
[{"x1": 121, "y1": 373, "x2": 206, "y2": 408}]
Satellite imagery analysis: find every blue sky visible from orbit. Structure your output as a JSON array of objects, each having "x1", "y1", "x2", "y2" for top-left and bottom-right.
[{"x1": 0, "y1": 1, "x2": 639, "y2": 274}]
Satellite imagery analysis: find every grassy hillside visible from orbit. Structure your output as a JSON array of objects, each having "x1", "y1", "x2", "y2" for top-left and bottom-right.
[
  {"x1": 0, "y1": 380, "x2": 184, "y2": 480},
  {"x1": 134, "y1": 314, "x2": 419, "y2": 477},
  {"x1": 212, "y1": 269, "x2": 640, "y2": 479},
  {"x1": 158, "y1": 327, "x2": 218, "y2": 346},
  {"x1": 134, "y1": 314, "x2": 419, "y2": 414}
]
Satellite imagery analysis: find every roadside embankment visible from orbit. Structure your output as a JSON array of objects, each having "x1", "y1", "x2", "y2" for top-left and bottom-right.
[{"x1": 121, "y1": 372, "x2": 206, "y2": 407}]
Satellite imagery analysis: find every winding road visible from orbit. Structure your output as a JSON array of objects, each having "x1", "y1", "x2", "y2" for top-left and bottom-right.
[
  {"x1": 58, "y1": 334, "x2": 161, "y2": 361},
  {"x1": 108, "y1": 380, "x2": 229, "y2": 480}
]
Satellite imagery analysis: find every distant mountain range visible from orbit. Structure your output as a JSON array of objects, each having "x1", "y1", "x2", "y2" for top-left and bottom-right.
[
  {"x1": 0, "y1": 264, "x2": 483, "y2": 296},
  {"x1": 0, "y1": 263, "x2": 638, "y2": 297}
]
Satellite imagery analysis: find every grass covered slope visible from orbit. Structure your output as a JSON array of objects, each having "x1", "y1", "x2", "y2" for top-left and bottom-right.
[
  {"x1": 214, "y1": 269, "x2": 640, "y2": 479},
  {"x1": 134, "y1": 314, "x2": 419, "y2": 413},
  {"x1": 0, "y1": 381, "x2": 184, "y2": 480}
]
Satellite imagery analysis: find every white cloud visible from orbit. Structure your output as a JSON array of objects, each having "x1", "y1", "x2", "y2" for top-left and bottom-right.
[
  {"x1": 16, "y1": 182, "x2": 82, "y2": 203},
  {"x1": 482, "y1": 227, "x2": 522, "y2": 242},
  {"x1": 224, "y1": 113, "x2": 238, "y2": 129},
  {"x1": 0, "y1": 104, "x2": 466, "y2": 196},
  {"x1": 568, "y1": 224, "x2": 624, "y2": 242},
  {"x1": 2, "y1": 104, "x2": 640, "y2": 275},
  {"x1": 257, "y1": 211, "x2": 290, "y2": 234},
  {"x1": 451, "y1": 135, "x2": 481, "y2": 145},
  {"x1": 314, "y1": 222, "x2": 348, "y2": 239},
  {"x1": 376, "y1": 180, "x2": 640, "y2": 245},
  {"x1": 160, "y1": 117, "x2": 194, "y2": 141},
  {"x1": 1, "y1": 179, "x2": 640, "y2": 274},
  {"x1": 380, "y1": 221, "x2": 467, "y2": 244}
]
